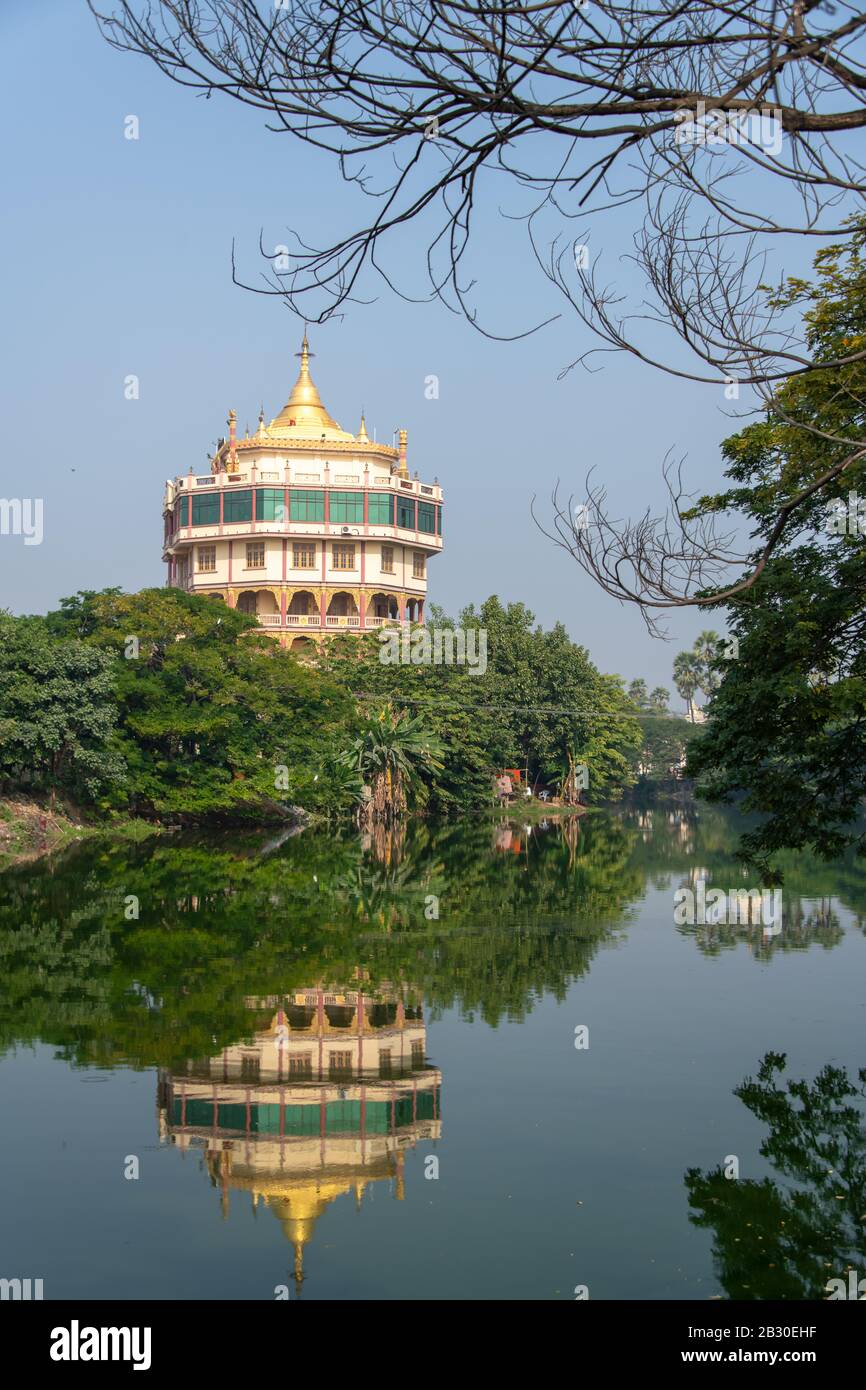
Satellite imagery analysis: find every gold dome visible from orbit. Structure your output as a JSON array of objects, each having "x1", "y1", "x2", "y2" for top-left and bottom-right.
[{"x1": 267, "y1": 334, "x2": 355, "y2": 442}]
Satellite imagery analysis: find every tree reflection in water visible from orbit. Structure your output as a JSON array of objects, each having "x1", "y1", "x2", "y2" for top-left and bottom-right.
[{"x1": 686, "y1": 1053, "x2": 866, "y2": 1300}]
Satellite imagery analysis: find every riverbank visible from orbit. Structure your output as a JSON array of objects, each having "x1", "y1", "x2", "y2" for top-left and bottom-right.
[
  {"x1": 0, "y1": 792, "x2": 593, "y2": 869},
  {"x1": 0, "y1": 795, "x2": 320, "y2": 870},
  {"x1": 490, "y1": 800, "x2": 588, "y2": 825},
  {"x1": 0, "y1": 796, "x2": 157, "y2": 869}
]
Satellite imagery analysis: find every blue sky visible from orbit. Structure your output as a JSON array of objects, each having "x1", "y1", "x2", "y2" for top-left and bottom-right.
[{"x1": 0, "y1": 0, "x2": 817, "y2": 699}]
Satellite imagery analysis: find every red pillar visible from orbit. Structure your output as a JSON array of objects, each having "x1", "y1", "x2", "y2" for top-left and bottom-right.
[
  {"x1": 317, "y1": 989, "x2": 324, "y2": 1081},
  {"x1": 359, "y1": 542, "x2": 366, "y2": 628},
  {"x1": 320, "y1": 544, "x2": 327, "y2": 629}
]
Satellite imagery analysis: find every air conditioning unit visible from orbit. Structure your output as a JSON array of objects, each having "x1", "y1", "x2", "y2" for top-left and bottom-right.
[{"x1": 341, "y1": 526, "x2": 351, "y2": 535}]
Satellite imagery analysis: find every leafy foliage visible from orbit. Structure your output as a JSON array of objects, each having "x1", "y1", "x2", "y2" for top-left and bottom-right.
[
  {"x1": 0, "y1": 611, "x2": 125, "y2": 799},
  {"x1": 39, "y1": 588, "x2": 353, "y2": 818},
  {"x1": 4, "y1": 589, "x2": 641, "y2": 822},
  {"x1": 687, "y1": 232, "x2": 866, "y2": 867},
  {"x1": 687, "y1": 1053, "x2": 866, "y2": 1300}
]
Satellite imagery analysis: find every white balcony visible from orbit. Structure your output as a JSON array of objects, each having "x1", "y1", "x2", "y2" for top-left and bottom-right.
[
  {"x1": 326, "y1": 615, "x2": 360, "y2": 627},
  {"x1": 285, "y1": 614, "x2": 320, "y2": 627}
]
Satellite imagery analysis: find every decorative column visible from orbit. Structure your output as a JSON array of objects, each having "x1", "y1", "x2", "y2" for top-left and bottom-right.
[
  {"x1": 228, "y1": 409, "x2": 237, "y2": 469},
  {"x1": 359, "y1": 541, "x2": 366, "y2": 629}
]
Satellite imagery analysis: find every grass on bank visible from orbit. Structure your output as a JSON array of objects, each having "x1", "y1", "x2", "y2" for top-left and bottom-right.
[{"x1": 0, "y1": 795, "x2": 158, "y2": 868}]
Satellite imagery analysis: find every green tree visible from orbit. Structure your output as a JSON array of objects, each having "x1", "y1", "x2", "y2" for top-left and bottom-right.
[
  {"x1": 0, "y1": 611, "x2": 125, "y2": 802},
  {"x1": 693, "y1": 631, "x2": 723, "y2": 702},
  {"x1": 457, "y1": 597, "x2": 641, "y2": 797},
  {"x1": 628, "y1": 678, "x2": 649, "y2": 708},
  {"x1": 46, "y1": 588, "x2": 352, "y2": 819},
  {"x1": 634, "y1": 713, "x2": 697, "y2": 785},
  {"x1": 320, "y1": 597, "x2": 641, "y2": 809},
  {"x1": 672, "y1": 651, "x2": 702, "y2": 723},
  {"x1": 687, "y1": 230, "x2": 866, "y2": 867},
  {"x1": 337, "y1": 703, "x2": 444, "y2": 824}
]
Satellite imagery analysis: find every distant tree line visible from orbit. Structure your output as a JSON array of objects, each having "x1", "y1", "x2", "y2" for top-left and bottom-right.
[{"x1": 0, "y1": 590, "x2": 647, "y2": 824}]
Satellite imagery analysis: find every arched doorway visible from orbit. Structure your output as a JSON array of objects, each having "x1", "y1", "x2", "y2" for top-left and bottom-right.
[
  {"x1": 326, "y1": 592, "x2": 359, "y2": 627},
  {"x1": 367, "y1": 592, "x2": 399, "y2": 623},
  {"x1": 236, "y1": 590, "x2": 279, "y2": 625},
  {"x1": 287, "y1": 590, "x2": 318, "y2": 626}
]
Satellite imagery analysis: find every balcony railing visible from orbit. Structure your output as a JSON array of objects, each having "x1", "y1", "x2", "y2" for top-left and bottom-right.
[
  {"x1": 247, "y1": 613, "x2": 405, "y2": 631},
  {"x1": 166, "y1": 472, "x2": 443, "y2": 504}
]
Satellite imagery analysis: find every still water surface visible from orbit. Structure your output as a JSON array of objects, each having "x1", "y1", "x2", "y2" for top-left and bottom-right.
[{"x1": 1, "y1": 806, "x2": 864, "y2": 1300}]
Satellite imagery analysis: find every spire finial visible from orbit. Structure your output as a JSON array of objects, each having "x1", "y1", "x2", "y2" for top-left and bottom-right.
[
  {"x1": 297, "y1": 328, "x2": 313, "y2": 373},
  {"x1": 271, "y1": 328, "x2": 345, "y2": 435}
]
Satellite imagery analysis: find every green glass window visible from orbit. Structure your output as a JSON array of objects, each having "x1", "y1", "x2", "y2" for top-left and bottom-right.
[
  {"x1": 256, "y1": 487, "x2": 285, "y2": 521},
  {"x1": 290, "y1": 489, "x2": 325, "y2": 522},
  {"x1": 368, "y1": 492, "x2": 394, "y2": 525},
  {"x1": 191, "y1": 491, "x2": 219, "y2": 526},
  {"x1": 329, "y1": 490, "x2": 364, "y2": 524},
  {"x1": 223, "y1": 488, "x2": 252, "y2": 523},
  {"x1": 176, "y1": 495, "x2": 189, "y2": 527},
  {"x1": 418, "y1": 501, "x2": 436, "y2": 533},
  {"x1": 436, "y1": 505, "x2": 442, "y2": 536},
  {"x1": 397, "y1": 497, "x2": 416, "y2": 529},
  {"x1": 282, "y1": 1104, "x2": 320, "y2": 1137}
]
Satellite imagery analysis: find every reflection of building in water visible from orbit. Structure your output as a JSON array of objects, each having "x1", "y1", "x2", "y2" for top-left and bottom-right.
[{"x1": 158, "y1": 980, "x2": 441, "y2": 1293}]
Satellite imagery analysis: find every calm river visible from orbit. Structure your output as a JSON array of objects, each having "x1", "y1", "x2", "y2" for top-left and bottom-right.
[{"x1": 1, "y1": 806, "x2": 864, "y2": 1300}]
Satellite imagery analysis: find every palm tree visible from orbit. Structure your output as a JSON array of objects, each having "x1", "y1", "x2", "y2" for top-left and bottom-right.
[
  {"x1": 628, "y1": 678, "x2": 649, "y2": 708},
  {"x1": 649, "y1": 686, "x2": 670, "y2": 712},
  {"x1": 673, "y1": 652, "x2": 702, "y2": 723},
  {"x1": 693, "y1": 630, "x2": 722, "y2": 701},
  {"x1": 338, "y1": 704, "x2": 444, "y2": 826}
]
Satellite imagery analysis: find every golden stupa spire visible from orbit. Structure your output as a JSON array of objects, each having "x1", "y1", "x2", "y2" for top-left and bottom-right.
[
  {"x1": 270, "y1": 331, "x2": 343, "y2": 435},
  {"x1": 357, "y1": 411, "x2": 369, "y2": 444}
]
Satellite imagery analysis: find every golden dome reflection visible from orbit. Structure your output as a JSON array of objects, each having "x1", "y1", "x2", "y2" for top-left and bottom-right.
[{"x1": 158, "y1": 980, "x2": 441, "y2": 1296}]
